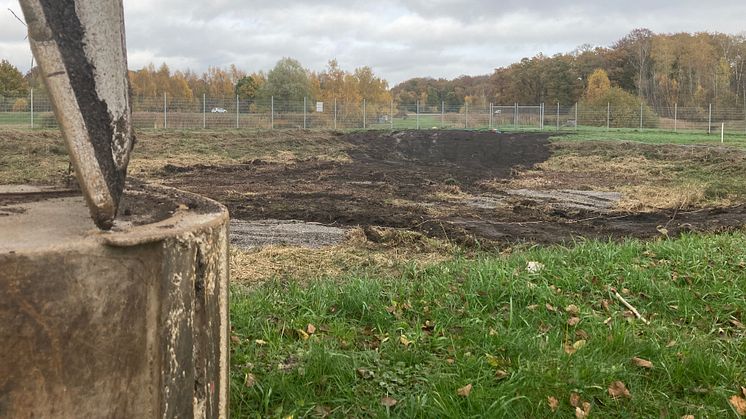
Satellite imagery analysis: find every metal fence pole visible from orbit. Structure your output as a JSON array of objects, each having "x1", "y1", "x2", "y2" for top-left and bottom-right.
[
  {"x1": 606, "y1": 102, "x2": 610, "y2": 131},
  {"x1": 390, "y1": 100, "x2": 393, "y2": 130},
  {"x1": 489, "y1": 103, "x2": 493, "y2": 129},
  {"x1": 334, "y1": 98, "x2": 338, "y2": 130},
  {"x1": 575, "y1": 102, "x2": 578, "y2": 131},
  {"x1": 639, "y1": 102, "x2": 643, "y2": 130},
  {"x1": 202, "y1": 93, "x2": 206, "y2": 129},
  {"x1": 303, "y1": 97, "x2": 307, "y2": 129},
  {"x1": 674, "y1": 103, "x2": 677, "y2": 132},
  {"x1": 236, "y1": 95, "x2": 239, "y2": 129},
  {"x1": 416, "y1": 100, "x2": 420, "y2": 130},
  {"x1": 363, "y1": 99, "x2": 366, "y2": 129},
  {"x1": 514, "y1": 103, "x2": 518, "y2": 128},
  {"x1": 441, "y1": 101, "x2": 445, "y2": 128},
  {"x1": 540, "y1": 103, "x2": 544, "y2": 130},
  {"x1": 708, "y1": 103, "x2": 712, "y2": 134},
  {"x1": 556, "y1": 102, "x2": 560, "y2": 131},
  {"x1": 30, "y1": 88, "x2": 34, "y2": 129},
  {"x1": 270, "y1": 96, "x2": 274, "y2": 130},
  {"x1": 465, "y1": 102, "x2": 468, "y2": 129},
  {"x1": 163, "y1": 92, "x2": 167, "y2": 129}
]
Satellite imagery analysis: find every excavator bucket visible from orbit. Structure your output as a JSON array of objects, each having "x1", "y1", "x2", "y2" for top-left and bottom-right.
[{"x1": 19, "y1": 0, "x2": 134, "y2": 229}]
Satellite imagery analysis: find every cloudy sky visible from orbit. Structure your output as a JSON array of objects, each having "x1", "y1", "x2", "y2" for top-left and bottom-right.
[{"x1": 1, "y1": 1, "x2": 744, "y2": 85}]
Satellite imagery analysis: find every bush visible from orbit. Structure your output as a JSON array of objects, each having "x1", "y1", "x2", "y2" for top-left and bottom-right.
[{"x1": 581, "y1": 87, "x2": 659, "y2": 128}]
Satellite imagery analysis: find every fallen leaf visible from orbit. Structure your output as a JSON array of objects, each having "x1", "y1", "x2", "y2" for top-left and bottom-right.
[
  {"x1": 306, "y1": 324, "x2": 317, "y2": 335},
  {"x1": 356, "y1": 368, "x2": 375, "y2": 380},
  {"x1": 446, "y1": 358, "x2": 455, "y2": 365},
  {"x1": 568, "y1": 317, "x2": 581, "y2": 327},
  {"x1": 731, "y1": 318, "x2": 745, "y2": 329},
  {"x1": 244, "y1": 372, "x2": 256, "y2": 387},
  {"x1": 547, "y1": 396, "x2": 559, "y2": 412},
  {"x1": 495, "y1": 370, "x2": 509, "y2": 380},
  {"x1": 527, "y1": 304, "x2": 539, "y2": 311},
  {"x1": 314, "y1": 405, "x2": 331, "y2": 418},
  {"x1": 254, "y1": 339, "x2": 268, "y2": 346},
  {"x1": 485, "y1": 354, "x2": 500, "y2": 367},
  {"x1": 681, "y1": 415, "x2": 695, "y2": 419},
  {"x1": 632, "y1": 357, "x2": 654, "y2": 369},
  {"x1": 565, "y1": 304, "x2": 580, "y2": 316},
  {"x1": 296, "y1": 329, "x2": 310, "y2": 341},
  {"x1": 608, "y1": 381, "x2": 632, "y2": 399},
  {"x1": 546, "y1": 303, "x2": 558, "y2": 313},
  {"x1": 380, "y1": 396, "x2": 398, "y2": 407},
  {"x1": 742, "y1": 386, "x2": 746, "y2": 398},
  {"x1": 601, "y1": 299, "x2": 611, "y2": 311},
  {"x1": 575, "y1": 402, "x2": 592, "y2": 419},
  {"x1": 666, "y1": 340, "x2": 677, "y2": 348},
  {"x1": 457, "y1": 384, "x2": 473, "y2": 397},
  {"x1": 575, "y1": 329, "x2": 590, "y2": 340},
  {"x1": 399, "y1": 335, "x2": 412, "y2": 347},
  {"x1": 526, "y1": 261, "x2": 544, "y2": 273},
  {"x1": 489, "y1": 328, "x2": 499, "y2": 336},
  {"x1": 230, "y1": 335, "x2": 241, "y2": 345},
  {"x1": 570, "y1": 392, "x2": 581, "y2": 408},
  {"x1": 730, "y1": 395, "x2": 746, "y2": 416}
]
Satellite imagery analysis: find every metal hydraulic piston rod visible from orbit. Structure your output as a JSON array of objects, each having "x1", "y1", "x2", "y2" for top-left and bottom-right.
[{"x1": 19, "y1": 0, "x2": 134, "y2": 229}]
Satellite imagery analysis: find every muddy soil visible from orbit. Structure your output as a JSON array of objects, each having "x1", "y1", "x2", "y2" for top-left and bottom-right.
[{"x1": 156, "y1": 130, "x2": 746, "y2": 246}]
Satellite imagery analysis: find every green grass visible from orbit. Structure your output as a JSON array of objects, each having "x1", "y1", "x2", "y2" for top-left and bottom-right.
[
  {"x1": 230, "y1": 233, "x2": 746, "y2": 418},
  {"x1": 549, "y1": 129, "x2": 746, "y2": 148}
]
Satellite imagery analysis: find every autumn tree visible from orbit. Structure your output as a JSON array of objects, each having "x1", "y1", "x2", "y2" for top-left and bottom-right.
[
  {"x1": 259, "y1": 58, "x2": 311, "y2": 109},
  {"x1": 0, "y1": 60, "x2": 29, "y2": 97}
]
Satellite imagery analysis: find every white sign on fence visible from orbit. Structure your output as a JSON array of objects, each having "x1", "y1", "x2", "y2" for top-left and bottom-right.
[{"x1": 316, "y1": 102, "x2": 324, "y2": 112}]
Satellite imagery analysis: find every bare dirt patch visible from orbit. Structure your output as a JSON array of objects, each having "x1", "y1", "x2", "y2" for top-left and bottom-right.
[{"x1": 157, "y1": 130, "x2": 746, "y2": 246}]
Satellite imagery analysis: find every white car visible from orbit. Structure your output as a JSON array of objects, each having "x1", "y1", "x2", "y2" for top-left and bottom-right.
[{"x1": 211, "y1": 107, "x2": 227, "y2": 113}]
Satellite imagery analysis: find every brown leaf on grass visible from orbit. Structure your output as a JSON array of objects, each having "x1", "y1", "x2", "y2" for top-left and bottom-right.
[
  {"x1": 570, "y1": 392, "x2": 581, "y2": 408},
  {"x1": 575, "y1": 329, "x2": 590, "y2": 340},
  {"x1": 730, "y1": 318, "x2": 745, "y2": 329},
  {"x1": 547, "y1": 396, "x2": 559, "y2": 412},
  {"x1": 244, "y1": 372, "x2": 256, "y2": 387},
  {"x1": 608, "y1": 381, "x2": 632, "y2": 399},
  {"x1": 230, "y1": 335, "x2": 241, "y2": 345},
  {"x1": 356, "y1": 368, "x2": 375, "y2": 380},
  {"x1": 601, "y1": 299, "x2": 611, "y2": 311},
  {"x1": 565, "y1": 304, "x2": 580, "y2": 316},
  {"x1": 546, "y1": 303, "x2": 558, "y2": 313},
  {"x1": 495, "y1": 370, "x2": 509, "y2": 380},
  {"x1": 254, "y1": 339, "x2": 268, "y2": 346},
  {"x1": 742, "y1": 386, "x2": 746, "y2": 398},
  {"x1": 681, "y1": 415, "x2": 695, "y2": 419},
  {"x1": 457, "y1": 384, "x2": 473, "y2": 397},
  {"x1": 399, "y1": 335, "x2": 412, "y2": 347},
  {"x1": 568, "y1": 317, "x2": 581, "y2": 327},
  {"x1": 314, "y1": 405, "x2": 332, "y2": 418},
  {"x1": 632, "y1": 357, "x2": 654, "y2": 369},
  {"x1": 730, "y1": 395, "x2": 746, "y2": 416},
  {"x1": 575, "y1": 402, "x2": 592, "y2": 418},
  {"x1": 527, "y1": 304, "x2": 539, "y2": 311},
  {"x1": 446, "y1": 358, "x2": 455, "y2": 364},
  {"x1": 306, "y1": 323, "x2": 317, "y2": 335},
  {"x1": 564, "y1": 340, "x2": 587, "y2": 355},
  {"x1": 296, "y1": 329, "x2": 310, "y2": 341},
  {"x1": 380, "y1": 396, "x2": 398, "y2": 407}
]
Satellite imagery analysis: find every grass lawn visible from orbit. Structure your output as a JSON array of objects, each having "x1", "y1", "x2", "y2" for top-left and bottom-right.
[{"x1": 230, "y1": 233, "x2": 746, "y2": 418}]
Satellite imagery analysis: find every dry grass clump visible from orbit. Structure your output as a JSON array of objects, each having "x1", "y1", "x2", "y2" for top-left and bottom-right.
[
  {"x1": 616, "y1": 183, "x2": 731, "y2": 212},
  {"x1": 230, "y1": 226, "x2": 456, "y2": 285}
]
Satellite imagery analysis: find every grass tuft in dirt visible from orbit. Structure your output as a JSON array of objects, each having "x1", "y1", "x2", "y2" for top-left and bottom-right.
[{"x1": 230, "y1": 232, "x2": 746, "y2": 418}]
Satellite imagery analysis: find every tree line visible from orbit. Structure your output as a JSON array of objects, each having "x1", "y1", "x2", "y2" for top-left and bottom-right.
[{"x1": 1, "y1": 29, "x2": 743, "y2": 114}]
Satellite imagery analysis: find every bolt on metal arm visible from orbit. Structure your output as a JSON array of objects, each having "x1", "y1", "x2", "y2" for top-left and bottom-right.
[{"x1": 19, "y1": 0, "x2": 134, "y2": 229}]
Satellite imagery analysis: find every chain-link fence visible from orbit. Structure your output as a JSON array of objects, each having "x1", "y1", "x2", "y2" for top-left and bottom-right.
[{"x1": 3, "y1": 91, "x2": 746, "y2": 134}]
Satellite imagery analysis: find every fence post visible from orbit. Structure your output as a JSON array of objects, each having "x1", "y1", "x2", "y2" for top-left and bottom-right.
[
  {"x1": 334, "y1": 98, "x2": 338, "y2": 130},
  {"x1": 556, "y1": 102, "x2": 560, "y2": 131},
  {"x1": 442, "y1": 101, "x2": 445, "y2": 128},
  {"x1": 514, "y1": 103, "x2": 518, "y2": 128},
  {"x1": 639, "y1": 102, "x2": 643, "y2": 130},
  {"x1": 163, "y1": 92, "x2": 167, "y2": 129},
  {"x1": 390, "y1": 100, "x2": 394, "y2": 130},
  {"x1": 708, "y1": 103, "x2": 712, "y2": 134},
  {"x1": 236, "y1": 95, "x2": 240, "y2": 129},
  {"x1": 674, "y1": 103, "x2": 677, "y2": 132},
  {"x1": 465, "y1": 102, "x2": 468, "y2": 129},
  {"x1": 489, "y1": 103, "x2": 493, "y2": 129},
  {"x1": 363, "y1": 98, "x2": 366, "y2": 129},
  {"x1": 270, "y1": 96, "x2": 274, "y2": 130},
  {"x1": 202, "y1": 93, "x2": 206, "y2": 129},
  {"x1": 416, "y1": 100, "x2": 420, "y2": 130},
  {"x1": 606, "y1": 102, "x2": 610, "y2": 131},
  {"x1": 303, "y1": 97, "x2": 307, "y2": 129},
  {"x1": 575, "y1": 102, "x2": 578, "y2": 131},
  {"x1": 30, "y1": 88, "x2": 34, "y2": 129}
]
